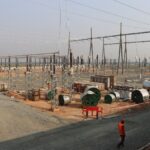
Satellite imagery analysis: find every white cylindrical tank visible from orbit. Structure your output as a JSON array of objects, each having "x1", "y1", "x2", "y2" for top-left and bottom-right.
[
  {"x1": 143, "y1": 80, "x2": 150, "y2": 88},
  {"x1": 128, "y1": 92, "x2": 132, "y2": 100}
]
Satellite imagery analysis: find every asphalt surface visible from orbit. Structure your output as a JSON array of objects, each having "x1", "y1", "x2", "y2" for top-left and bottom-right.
[{"x1": 0, "y1": 94, "x2": 150, "y2": 150}]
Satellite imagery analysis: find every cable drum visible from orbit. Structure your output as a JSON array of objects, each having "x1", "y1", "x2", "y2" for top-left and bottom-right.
[
  {"x1": 47, "y1": 90, "x2": 55, "y2": 100},
  {"x1": 32, "y1": 89, "x2": 39, "y2": 101},
  {"x1": 27, "y1": 90, "x2": 34, "y2": 101},
  {"x1": 27, "y1": 89, "x2": 39, "y2": 101},
  {"x1": 81, "y1": 87, "x2": 101, "y2": 106},
  {"x1": 110, "y1": 91, "x2": 120, "y2": 100},
  {"x1": 0, "y1": 83, "x2": 8, "y2": 92},
  {"x1": 39, "y1": 88, "x2": 47, "y2": 100},
  {"x1": 131, "y1": 89, "x2": 149, "y2": 103},
  {"x1": 58, "y1": 95, "x2": 71, "y2": 106},
  {"x1": 104, "y1": 94, "x2": 116, "y2": 104}
]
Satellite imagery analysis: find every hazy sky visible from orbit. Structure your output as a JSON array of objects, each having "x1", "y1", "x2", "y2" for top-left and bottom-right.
[{"x1": 0, "y1": 0, "x2": 150, "y2": 60}]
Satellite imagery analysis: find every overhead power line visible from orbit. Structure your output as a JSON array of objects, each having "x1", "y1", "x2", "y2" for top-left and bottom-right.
[
  {"x1": 0, "y1": 51, "x2": 60, "y2": 58},
  {"x1": 68, "y1": 0, "x2": 150, "y2": 26},
  {"x1": 69, "y1": 12, "x2": 150, "y2": 30},
  {"x1": 71, "y1": 30, "x2": 150, "y2": 42},
  {"x1": 112, "y1": 0, "x2": 150, "y2": 16},
  {"x1": 25, "y1": 0, "x2": 150, "y2": 30},
  {"x1": 104, "y1": 40, "x2": 150, "y2": 46}
]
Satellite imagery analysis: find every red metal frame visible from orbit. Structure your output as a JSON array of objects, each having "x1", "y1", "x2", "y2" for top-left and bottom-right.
[{"x1": 82, "y1": 106, "x2": 103, "y2": 119}]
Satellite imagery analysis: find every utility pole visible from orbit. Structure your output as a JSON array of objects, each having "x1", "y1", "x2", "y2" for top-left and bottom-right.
[
  {"x1": 117, "y1": 23, "x2": 124, "y2": 74},
  {"x1": 29, "y1": 56, "x2": 32, "y2": 71},
  {"x1": 96, "y1": 54, "x2": 99, "y2": 68},
  {"x1": 102, "y1": 38, "x2": 106, "y2": 74},
  {"x1": 96, "y1": 54, "x2": 99, "y2": 74},
  {"x1": 26, "y1": 55, "x2": 29, "y2": 72},
  {"x1": 8, "y1": 56, "x2": 11, "y2": 70},
  {"x1": 16, "y1": 57, "x2": 18, "y2": 68},
  {"x1": 50, "y1": 56, "x2": 52, "y2": 71},
  {"x1": 39, "y1": 57, "x2": 41, "y2": 67},
  {"x1": 67, "y1": 32, "x2": 73, "y2": 69},
  {"x1": 89, "y1": 28, "x2": 94, "y2": 72},
  {"x1": 124, "y1": 35, "x2": 128, "y2": 69},
  {"x1": 4, "y1": 57, "x2": 7, "y2": 68},
  {"x1": 139, "y1": 57, "x2": 141, "y2": 68},
  {"x1": 0, "y1": 58, "x2": 2, "y2": 67},
  {"x1": 42, "y1": 57, "x2": 46, "y2": 72},
  {"x1": 34, "y1": 57, "x2": 37, "y2": 69},
  {"x1": 53, "y1": 54, "x2": 56, "y2": 74},
  {"x1": 70, "y1": 51, "x2": 73, "y2": 68},
  {"x1": 68, "y1": 32, "x2": 72, "y2": 68}
]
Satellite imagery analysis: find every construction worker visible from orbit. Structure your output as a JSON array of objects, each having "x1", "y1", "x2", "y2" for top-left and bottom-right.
[{"x1": 117, "y1": 119, "x2": 126, "y2": 148}]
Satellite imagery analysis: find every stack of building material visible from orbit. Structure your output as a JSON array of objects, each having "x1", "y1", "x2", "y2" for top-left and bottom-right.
[
  {"x1": 72, "y1": 82, "x2": 89, "y2": 93},
  {"x1": 90, "y1": 75, "x2": 114, "y2": 89},
  {"x1": 72, "y1": 81, "x2": 105, "y2": 93}
]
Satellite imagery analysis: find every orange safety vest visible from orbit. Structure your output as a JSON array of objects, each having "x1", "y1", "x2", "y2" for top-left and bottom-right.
[{"x1": 118, "y1": 122, "x2": 125, "y2": 136}]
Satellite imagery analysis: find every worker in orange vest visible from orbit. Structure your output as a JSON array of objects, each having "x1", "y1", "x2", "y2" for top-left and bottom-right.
[{"x1": 117, "y1": 119, "x2": 126, "y2": 148}]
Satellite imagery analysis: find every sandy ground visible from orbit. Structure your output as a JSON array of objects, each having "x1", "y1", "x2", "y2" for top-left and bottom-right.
[
  {"x1": 0, "y1": 93, "x2": 76, "y2": 142},
  {"x1": 5, "y1": 90, "x2": 150, "y2": 121}
]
